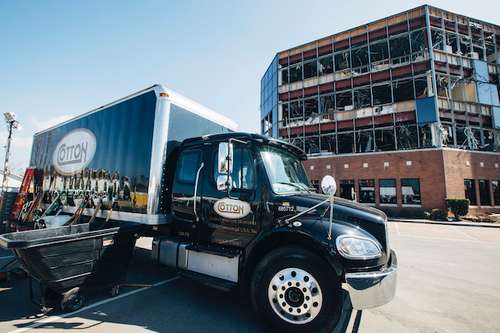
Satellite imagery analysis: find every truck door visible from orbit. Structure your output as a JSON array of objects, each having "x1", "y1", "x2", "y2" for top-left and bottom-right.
[
  {"x1": 171, "y1": 146, "x2": 205, "y2": 239},
  {"x1": 199, "y1": 142, "x2": 259, "y2": 248}
]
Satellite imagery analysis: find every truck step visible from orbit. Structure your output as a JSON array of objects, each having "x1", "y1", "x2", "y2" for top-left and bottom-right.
[
  {"x1": 185, "y1": 243, "x2": 241, "y2": 258},
  {"x1": 180, "y1": 270, "x2": 237, "y2": 292}
]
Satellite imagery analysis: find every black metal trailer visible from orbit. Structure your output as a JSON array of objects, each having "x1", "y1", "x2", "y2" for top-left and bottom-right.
[{"x1": 0, "y1": 222, "x2": 139, "y2": 312}]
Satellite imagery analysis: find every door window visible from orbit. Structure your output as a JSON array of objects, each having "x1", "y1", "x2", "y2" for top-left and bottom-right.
[{"x1": 214, "y1": 147, "x2": 255, "y2": 190}]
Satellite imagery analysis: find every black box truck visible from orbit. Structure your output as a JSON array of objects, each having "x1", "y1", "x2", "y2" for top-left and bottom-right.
[{"x1": 7, "y1": 85, "x2": 397, "y2": 332}]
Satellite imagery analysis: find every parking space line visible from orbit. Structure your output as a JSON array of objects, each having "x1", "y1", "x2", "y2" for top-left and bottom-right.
[{"x1": 8, "y1": 275, "x2": 180, "y2": 333}]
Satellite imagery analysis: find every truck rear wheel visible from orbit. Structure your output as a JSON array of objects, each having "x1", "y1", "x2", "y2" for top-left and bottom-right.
[{"x1": 250, "y1": 246, "x2": 341, "y2": 333}]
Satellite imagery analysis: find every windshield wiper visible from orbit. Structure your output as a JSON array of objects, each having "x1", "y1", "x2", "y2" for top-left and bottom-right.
[{"x1": 276, "y1": 182, "x2": 311, "y2": 192}]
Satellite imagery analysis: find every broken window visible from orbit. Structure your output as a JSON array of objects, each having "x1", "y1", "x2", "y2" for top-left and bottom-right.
[
  {"x1": 390, "y1": 34, "x2": 411, "y2": 63},
  {"x1": 304, "y1": 135, "x2": 320, "y2": 154},
  {"x1": 353, "y1": 87, "x2": 371, "y2": 108},
  {"x1": 289, "y1": 100, "x2": 303, "y2": 119},
  {"x1": 337, "y1": 132, "x2": 355, "y2": 154},
  {"x1": 473, "y1": 46, "x2": 485, "y2": 60},
  {"x1": 392, "y1": 79, "x2": 414, "y2": 102},
  {"x1": 290, "y1": 135, "x2": 304, "y2": 151},
  {"x1": 482, "y1": 130, "x2": 495, "y2": 151},
  {"x1": 356, "y1": 129, "x2": 375, "y2": 152},
  {"x1": 358, "y1": 179, "x2": 375, "y2": 204},
  {"x1": 319, "y1": 94, "x2": 335, "y2": 114},
  {"x1": 414, "y1": 76, "x2": 428, "y2": 99},
  {"x1": 401, "y1": 179, "x2": 421, "y2": 205},
  {"x1": 436, "y1": 75, "x2": 449, "y2": 98},
  {"x1": 304, "y1": 97, "x2": 319, "y2": 119},
  {"x1": 336, "y1": 90, "x2": 353, "y2": 110},
  {"x1": 486, "y1": 42, "x2": 495, "y2": 59},
  {"x1": 335, "y1": 51, "x2": 350, "y2": 71},
  {"x1": 419, "y1": 124, "x2": 434, "y2": 148},
  {"x1": 379, "y1": 179, "x2": 397, "y2": 204},
  {"x1": 320, "y1": 133, "x2": 336, "y2": 153},
  {"x1": 372, "y1": 83, "x2": 392, "y2": 105},
  {"x1": 410, "y1": 29, "x2": 426, "y2": 57},
  {"x1": 431, "y1": 29, "x2": 444, "y2": 50},
  {"x1": 464, "y1": 179, "x2": 477, "y2": 205},
  {"x1": 289, "y1": 63, "x2": 302, "y2": 82},
  {"x1": 340, "y1": 180, "x2": 356, "y2": 201},
  {"x1": 281, "y1": 103, "x2": 289, "y2": 124},
  {"x1": 396, "y1": 124, "x2": 418, "y2": 149},
  {"x1": 370, "y1": 40, "x2": 389, "y2": 64},
  {"x1": 318, "y1": 56, "x2": 334, "y2": 75},
  {"x1": 479, "y1": 180, "x2": 492, "y2": 206},
  {"x1": 492, "y1": 180, "x2": 500, "y2": 206},
  {"x1": 446, "y1": 32, "x2": 458, "y2": 53},
  {"x1": 281, "y1": 68, "x2": 289, "y2": 84},
  {"x1": 351, "y1": 46, "x2": 369, "y2": 69},
  {"x1": 375, "y1": 127, "x2": 396, "y2": 151},
  {"x1": 459, "y1": 35, "x2": 471, "y2": 55},
  {"x1": 303, "y1": 60, "x2": 317, "y2": 79}
]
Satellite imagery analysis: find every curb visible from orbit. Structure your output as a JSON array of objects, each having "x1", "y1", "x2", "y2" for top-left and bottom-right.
[{"x1": 388, "y1": 218, "x2": 500, "y2": 229}]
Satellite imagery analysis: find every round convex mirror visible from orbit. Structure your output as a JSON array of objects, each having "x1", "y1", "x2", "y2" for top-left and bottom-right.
[{"x1": 321, "y1": 175, "x2": 337, "y2": 196}]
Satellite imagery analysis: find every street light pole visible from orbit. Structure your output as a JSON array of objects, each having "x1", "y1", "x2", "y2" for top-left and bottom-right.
[{"x1": 1, "y1": 112, "x2": 19, "y2": 195}]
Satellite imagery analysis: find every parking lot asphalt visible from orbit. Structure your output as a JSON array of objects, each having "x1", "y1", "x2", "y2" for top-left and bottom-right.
[{"x1": 1, "y1": 222, "x2": 500, "y2": 333}]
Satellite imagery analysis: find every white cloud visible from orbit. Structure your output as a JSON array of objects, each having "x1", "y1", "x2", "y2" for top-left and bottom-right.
[{"x1": 31, "y1": 114, "x2": 75, "y2": 132}]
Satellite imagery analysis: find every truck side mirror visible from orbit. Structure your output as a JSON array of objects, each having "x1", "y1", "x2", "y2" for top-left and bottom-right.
[
  {"x1": 217, "y1": 142, "x2": 233, "y2": 191},
  {"x1": 321, "y1": 175, "x2": 337, "y2": 197}
]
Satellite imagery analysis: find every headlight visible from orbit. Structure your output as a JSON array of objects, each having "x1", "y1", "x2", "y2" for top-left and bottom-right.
[{"x1": 336, "y1": 235, "x2": 382, "y2": 260}]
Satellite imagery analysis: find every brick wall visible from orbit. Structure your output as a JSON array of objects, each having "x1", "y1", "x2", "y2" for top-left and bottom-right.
[{"x1": 303, "y1": 148, "x2": 500, "y2": 214}]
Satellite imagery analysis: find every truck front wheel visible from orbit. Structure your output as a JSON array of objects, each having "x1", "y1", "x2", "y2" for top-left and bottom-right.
[{"x1": 250, "y1": 246, "x2": 341, "y2": 333}]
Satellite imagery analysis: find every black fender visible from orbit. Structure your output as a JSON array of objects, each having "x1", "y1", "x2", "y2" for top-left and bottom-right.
[{"x1": 241, "y1": 227, "x2": 344, "y2": 288}]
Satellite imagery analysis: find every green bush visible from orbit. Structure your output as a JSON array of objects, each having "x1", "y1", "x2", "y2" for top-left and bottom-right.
[
  {"x1": 428, "y1": 208, "x2": 447, "y2": 221},
  {"x1": 446, "y1": 199, "x2": 469, "y2": 220}
]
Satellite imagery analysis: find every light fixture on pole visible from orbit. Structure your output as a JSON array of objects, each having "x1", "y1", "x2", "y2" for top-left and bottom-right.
[{"x1": 2, "y1": 112, "x2": 20, "y2": 195}]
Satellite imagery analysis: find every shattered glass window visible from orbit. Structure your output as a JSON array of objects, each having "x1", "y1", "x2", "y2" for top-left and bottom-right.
[
  {"x1": 289, "y1": 100, "x2": 303, "y2": 119},
  {"x1": 354, "y1": 87, "x2": 371, "y2": 108},
  {"x1": 419, "y1": 124, "x2": 434, "y2": 148},
  {"x1": 289, "y1": 63, "x2": 302, "y2": 82},
  {"x1": 370, "y1": 39, "x2": 389, "y2": 64},
  {"x1": 320, "y1": 133, "x2": 336, "y2": 153},
  {"x1": 431, "y1": 29, "x2": 444, "y2": 50},
  {"x1": 320, "y1": 94, "x2": 335, "y2": 114},
  {"x1": 372, "y1": 83, "x2": 392, "y2": 105},
  {"x1": 303, "y1": 60, "x2": 317, "y2": 79},
  {"x1": 336, "y1": 90, "x2": 353, "y2": 109},
  {"x1": 318, "y1": 56, "x2": 334, "y2": 75},
  {"x1": 304, "y1": 97, "x2": 319, "y2": 119},
  {"x1": 392, "y1": 79, "x2": 414, "y2": 102},
  {"x1": 446, "y1": 32, "x2": 458, "y2": 53},
  {"x1": 414, "y1": 76, "x2": 428, "y2": 99},
  {"x1": 459, "y1": 35, "x2": 471, "y2": 55},
  {"x1": 352, "y1": 46, "x2": 369, "y2": 69},
  {"x1": 396, "y1": 124, "x2": 418, "y2": 149},
  {"x1": 335, "y1": 51, "x2": 351, "y2": 71},
  {"x1": 410, "y1": 29, "x2": 426, "y2": 57},
  {"x1": 281, "y1": 68, "x2": 289, "y2": 84},
  {"x1": 304, "y1": 135, "x2": 320, "y2": 154},
  {"x1": 390, "y1": 34, "x2": 411, "y2": 63},
  {"x1": 356, "y1": 129, "x2": 375, "y2": 152},
  {"x1": 375, "y1": 127, "x2": 396, "y2": 151},
  {"x1": 337, "y1": 132, "x2": 355, "y2": 154}
]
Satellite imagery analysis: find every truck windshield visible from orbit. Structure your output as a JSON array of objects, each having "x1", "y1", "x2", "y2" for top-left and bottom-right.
[{"x1": 260, "y1": 147, "x2": 311, "y2": 194}]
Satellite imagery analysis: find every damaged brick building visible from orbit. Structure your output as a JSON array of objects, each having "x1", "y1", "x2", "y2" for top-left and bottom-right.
[{"x1": 260, "y1": 5, "x2": 500, "y2": 215}]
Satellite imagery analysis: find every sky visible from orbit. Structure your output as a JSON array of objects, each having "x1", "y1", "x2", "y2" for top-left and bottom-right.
[{"x1": 1, "y1": 0, "x2": 499, "y2": 175}]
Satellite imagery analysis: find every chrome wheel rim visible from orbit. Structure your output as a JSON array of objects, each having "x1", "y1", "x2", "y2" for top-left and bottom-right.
[{"x1": 267, "y1": 267, "x2": 323, "y2": 324}]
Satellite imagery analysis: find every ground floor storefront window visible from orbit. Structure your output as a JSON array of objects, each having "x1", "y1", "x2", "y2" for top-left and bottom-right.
[
  {"x1": 379, "y1": 179, "x2": 397, "y2": 204},
  {"x1": 478, "y1": 180, "x2": 492, "y2": 206},
  {"x1": 492, "y1": 180, "x2": 500, "y2": 206},
  {"x1": 401, "y1": 178, "x2": 421, "y2": 205},
  {"x1": 464, "y1": 179, "x2": 477, "y2": 205},
  {"x1": 358, "y1": 179, "x2": 375, "y2": 204},
  {"x1": 340, "y1": 179, "x2": 356, "y2": 201}
]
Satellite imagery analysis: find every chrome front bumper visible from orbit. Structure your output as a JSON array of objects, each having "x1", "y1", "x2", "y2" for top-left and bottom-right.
[{"x1": 345, "y1": 250, "x2": 398, "y2": 309}]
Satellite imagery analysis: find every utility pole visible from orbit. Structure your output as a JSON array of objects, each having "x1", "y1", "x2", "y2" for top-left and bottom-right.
[{"x1": 1, "y1": 112, "x2": 20, "y2": 195}]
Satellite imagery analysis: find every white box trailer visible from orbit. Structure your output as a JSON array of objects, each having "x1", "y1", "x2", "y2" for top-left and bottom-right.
[{"x1": 29, "y1": 85, "x2": 237, "y2": 225}]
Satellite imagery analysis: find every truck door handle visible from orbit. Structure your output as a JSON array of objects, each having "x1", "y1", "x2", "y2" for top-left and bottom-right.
[{"x1": 193, "y1": 162, "x2": 204, "y2": 222}]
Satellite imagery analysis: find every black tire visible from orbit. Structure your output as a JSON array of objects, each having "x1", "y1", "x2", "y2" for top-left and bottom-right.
[
  {"x1": 250, "y1": 246, "x2": 341, "y2": 333},
  {"x1": 60, "y1": 288, "x2": 85, "y2": 312}
]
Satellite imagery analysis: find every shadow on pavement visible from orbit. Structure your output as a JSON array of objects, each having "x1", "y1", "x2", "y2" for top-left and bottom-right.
[{"x1": 2, "y1": 246, "x2": 357, "y2": 333}]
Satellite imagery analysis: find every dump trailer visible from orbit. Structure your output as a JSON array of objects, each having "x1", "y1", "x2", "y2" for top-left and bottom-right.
[{"x1": 12, "y1": 85, "x2": 397, "y2": 332}]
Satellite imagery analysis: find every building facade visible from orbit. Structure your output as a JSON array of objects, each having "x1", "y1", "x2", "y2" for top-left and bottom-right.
[{"x1": 260, "y1": 5, "x2": 500, "y2": 215}]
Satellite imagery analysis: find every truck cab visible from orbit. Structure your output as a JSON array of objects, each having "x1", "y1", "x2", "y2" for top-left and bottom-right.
[{"x1": 154, "y1": 132, "x2": 397, "y2": 333}]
